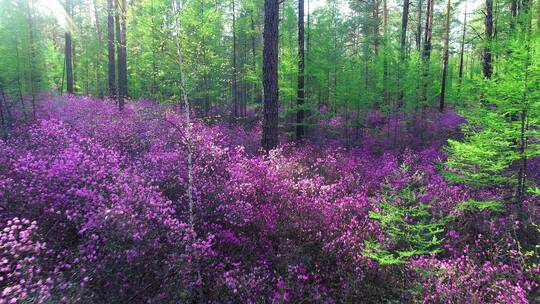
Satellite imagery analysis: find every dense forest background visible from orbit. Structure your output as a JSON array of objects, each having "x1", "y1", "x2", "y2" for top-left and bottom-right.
[
  {"x1": 2, "y1": 0, "x2": 532, "y2": 126},
  {"x1": 1, "y1": 0, "x2": 540, "y2": 302}
]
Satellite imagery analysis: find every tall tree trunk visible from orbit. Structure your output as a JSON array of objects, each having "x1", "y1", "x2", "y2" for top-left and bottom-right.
[
  {"x1": 151, "y1": 0, "x2": 157, "y2": 96},
  {"x1": 400, "y1": 0, "x2": 410, "y2": 62},
  {"x1": 170, "y1": 0, "x2": 202, "y2": 299},
  {"x1": 398, "y1": 0, "x2": 410, "y2": 100},
  {"x1": 114, "y1": 0, "x2": 121, "y2": 103},
  {"x1": 120, "y1": 0, "x2": 128, "y2": 102},
  {"x1": 383, "y1": 0, "x2": 389, "y2": 105},
  {"x1": 306, "y1": 0, "x2": 310, "y2": 111},
  {"x1": 92, "y1": 0, "x2": 103, "y2": 97},
  {"x1": 458, "y1": 2, "x2": 467, "y2": 94},
  {"x1": 516, "y1": 0, "x2": 532, "y2": 206},
  {"x1": 250, "y1": 9, "x2": 259, "y2": 104},
  {"x1": 116, "y1": 0, "x2": 128, "y2": 109},
  {"x1": 439, "y1": 0, "x2": 451, "y2": 112},
  {"x1": 261, "y1": 0, "x2": 279, "y2": 152},
  {"x1": 231, "y1": 0, "x2": 238, "y2": 118},
  {"x1": 296, "y1": 0, "x2": 305, "y2": 140},
  {"x1": 511, "y1": 0, "x2": 517, "y2": 28},
  {"x1": 107, "y1": 0, "x2": 116, "y2": 98},
  {"x1": 65, "y1": 0, "x2": 74, "y2": 94},
  {"x1": 416, "y1": 0, "x2": 423, "y2": 51},
  {"x1": 483, "y1": 0, "x2": 493, "y2": 79},
  {"x1": 420, "y1": 0, "x2": 434, "y2": 106}
]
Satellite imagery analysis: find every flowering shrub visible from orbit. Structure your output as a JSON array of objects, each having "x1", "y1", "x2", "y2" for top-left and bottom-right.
[
  {"x1": 0, "y1": 96, "x2": 538, "y2": 303},
  {"x1": 414, "y1": 254, "x2": 532, "y2": 304},
  {"x1": 0, "y1": 218, "x2": 53, "y2": 304}
]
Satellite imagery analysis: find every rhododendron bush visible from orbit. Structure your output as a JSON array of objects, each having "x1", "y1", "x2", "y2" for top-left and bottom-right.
[{"x1": 1, "y1": 96, "x2": 539, "y2": 303}]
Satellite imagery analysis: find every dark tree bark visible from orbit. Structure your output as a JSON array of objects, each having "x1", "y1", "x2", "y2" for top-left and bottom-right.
[
  {"x1": 510, "y1": 0, "x2": 517, "y2": 28},
  {"x1": 231, "y1": 0, "x2": 238, "y2": 118},
  {"x1": 65, "y1": 0, "x2": 74, "y2": 94},
  {"x1": 296, "y1": 0, "x2": 305, "y2": 140},
  {"x1": 416, "y1": 0, "x2": 423, "y2": 51},
  {"x1": 383, "y1": 0, "x2": 389, "y2": 104},
  {"x1": 398, "y1": 0, "x2": 410, "y2": 101},
  {"x1": 400, "y1": 0, "x2": 410, "y2": 62},
  {"x1": 439, "y1": 0, "x2": 451, "y2": 112},
  {"x1": 120, "y1": 0, "x2": 128, "y2": 102},
  {"x1": 420, "y1": 0, "x2": 434, "y2": 105},
  {"x1": 516, "y1": 0, "x2": 532, "y2": 206},
  {"x1": 107, "y1": 0, "x2": 116, "y2": 97},
  {"x1": 458, "y1": 2, "x2": 467, "y2": 92},
  {"x1": 483, "y1": 0, "x2": 493, "y2": 79},
  {"x1": 261, "y1": 0, "x2": 279, "y2": 152}
]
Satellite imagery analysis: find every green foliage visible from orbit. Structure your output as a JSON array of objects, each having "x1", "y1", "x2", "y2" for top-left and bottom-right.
[
  {"x1": 445, "y1": 33, "x2": 540, "y2": 190},
  {"x1": 456, "y1": 199, "x2": 504, "y2": 213},
  {"x1": 364, "y1": 180, "x2": 447, "y2": 265}
]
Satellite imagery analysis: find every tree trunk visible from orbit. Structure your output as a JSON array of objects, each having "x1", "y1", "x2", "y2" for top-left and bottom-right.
[
  {"x1": 510, "y1": 0, "x2": 517, "y2": 28},
  {"x1": 261, "y1": 0, "x2": 279, "y2": 152},
  {"x1": 398, "y1": 0, "x2": 410, "y2": 101},
  {"x1": 107, "y1": 0, "x2": 116, "y2": 98},
  {"x1": 64, "y1": 44, "x2": 73, "y2": 94},
  {"x1": 383, "y1": 0, "x2": 389, "y2": 105},
  {"x1": 231, "y1": 0, "x2": 238, "y2": 118},
  {"x1": 92, "y1": 0, "x2": 103, "y2": 97},
  {"x1": 439, "y1": 0, "x2": 451, "y2": 112},
  {"x1": 296, "y1": 0, "x2": 305, "y2": 140},
  {"x1": 416, "y1": 0, "x2": 423, "y2": 51},
  {"x1": 116, "y1": 0, "x2": 128, "y2": 109},
  {"x1": 120, "y1": 0, "x2": 128, "y2": 102},
  {"x1": 65, "y1": 0, "x2": 74, "y2": 94},
  {"x1": 420, "y1": 0, "x2": 434, "y2": 106},
  {"x1": 400, "y1": 0, "x2": 410, "y2": 62},
  {"x1": 458, "y1": 2, "x2": 467, "y2": 93},
  {"x1": 483, "y1": 0, "x2": 493, "y2": 79}
]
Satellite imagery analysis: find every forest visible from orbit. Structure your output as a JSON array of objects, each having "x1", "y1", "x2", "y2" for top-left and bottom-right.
[{"x1": 0, "y1": 0, "x2": 540, "y2": 301}]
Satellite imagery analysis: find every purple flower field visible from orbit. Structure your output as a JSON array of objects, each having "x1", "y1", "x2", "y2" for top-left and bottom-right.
[{"x1": 1, "y1": 96, "x2": 538, "y2": 303}]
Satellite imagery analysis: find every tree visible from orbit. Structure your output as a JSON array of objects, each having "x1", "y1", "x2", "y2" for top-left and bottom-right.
[
  {"x1": 457, "y1": 2, "x2": 467, "y2": 94},
  {"x1": 439, "y1": 0, "x2": 451, "y2": 112},
  {"x1": 116, "y1": 0, "x2": 128, "y2": 108},
  {"x1": 416, "y1": 0, "x2": 422, "y2": 51},
  {"x1": 483, "y1": 0, "x2": 493, "y2": 79},
  {"x1": 446, "y1": 35, "x2": 540, "y2": 207},
  {"x1": 400, "y1": 0, "x2": 410, "y2": 63},
  {"x1": 231, "y1": 0, "x2": 239, "y2": 118},
  {"x1": 420, "y1": 0, "x2": 434, "y2": 109},
  {"x1": 261, "y1": 0, "x2": 279, "y2": 152},
  {"x1": 65, "y1": 0, "x2": 74, "y2": 94},
  {"x1": 296, "y1": 0, "x2": 305, "y2": 140},
  {"x1": 107, "y1": 0, "x2": 116, "y2": 97}
]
